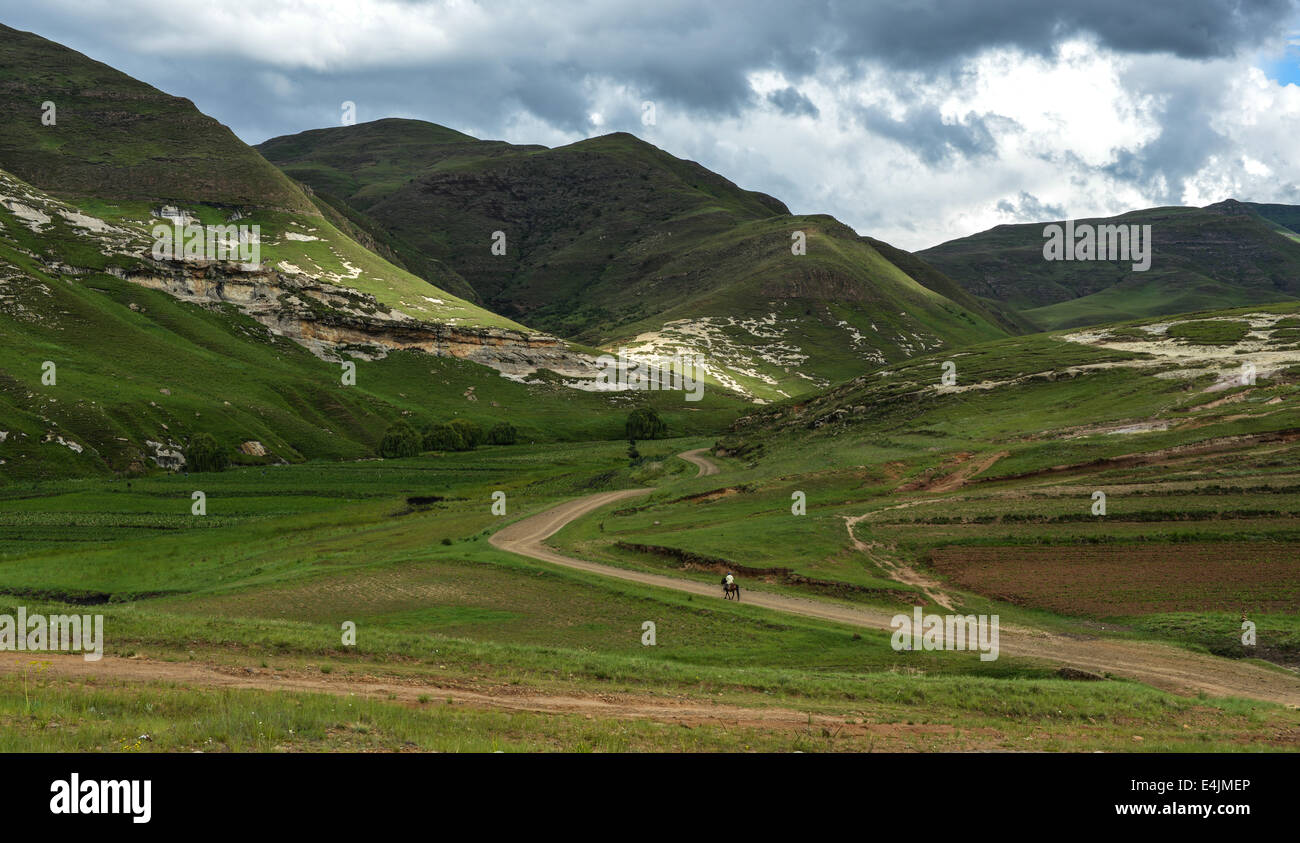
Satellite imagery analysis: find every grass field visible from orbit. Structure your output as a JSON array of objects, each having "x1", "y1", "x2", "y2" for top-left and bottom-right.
[
  {"x1": 538, "y1": 309, "x2": 1300, "y2": 676},
  {"x1": 3, "y1": 418, "x2": 1300, "y2": 751},
  {"x1": 6, "y1": 664, "x2": 1297, "y2": 752}
]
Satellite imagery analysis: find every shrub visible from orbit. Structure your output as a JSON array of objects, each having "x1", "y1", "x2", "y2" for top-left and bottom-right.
[
  {"x1": 421, "y1": 423, "x2": 465, "y2": 452},
  {"x1": 379, "y1": 419, "x2": 421, "y2": 458},
  {"x1": 625, "y1": 407, "x2": 667, "y2": 440},
  {"x1": 713, "y1": 435, "x2": 762, "y2": 460},
  {"x1": 449, "y1": 418, "x2": 483, "y2": 449},
  {"x1": 1166, "y1": 320, "x2": 1251, "y2": 346},
  {"x1": 487, "y1": 421, "x2": 518, "y2": 445},
  {"x1": 184, "y1": 433, "x2": 228, "y2": 473}
]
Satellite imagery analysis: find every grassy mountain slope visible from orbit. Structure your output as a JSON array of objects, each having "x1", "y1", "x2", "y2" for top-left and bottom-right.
[
  {"x1": 259, "y1": 121, "x2": 789, "y2": 329},
  {"x1": 0, "y1": 24, "x2": 314, "y2": 214},
  {"x1": 260, "y1": 119, "x2": 1008, "y2": 399},
  {"x1": 554, "y1": 302, "x2": 1300, "y2": 669},
  {"x1": 863, "y1": 235, "x2": 1035, "y2": 334},
  {"x1": 0, "y1": 34, "x2": 751, "y2": 482},
  {"x1": 0, "y1": 170, "x2": 745, "y2": 482},
  {"x1": 919, "y1": 200, "x2": 1300, "y2": 331},
  {"x1": 603, "y1": 214, "x2": 1007, "y2": 397},
  {"x1": 0, "y1": 27, "x2": 521, "y2": 329},
  {"x1": 1249, "y1": 202, "x2": 1300, "y2": 238},
  {"x1": 305, "y1": 189, "x2": 482, "y2": 304}
]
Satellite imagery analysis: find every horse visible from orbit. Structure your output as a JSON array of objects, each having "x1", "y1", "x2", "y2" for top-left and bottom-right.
[{"x1": 721, "y1": 577, "x2": 741, "y2": 601}]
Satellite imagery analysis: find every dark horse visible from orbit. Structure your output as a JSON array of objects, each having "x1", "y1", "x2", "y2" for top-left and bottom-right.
[{"x1": 721, "y1": 577, "x2": 741, "y2": 601}]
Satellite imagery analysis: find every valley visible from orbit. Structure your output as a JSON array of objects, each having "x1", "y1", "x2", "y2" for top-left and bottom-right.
[{"x1": 1, "y1": 20, "x2": 1298, "y2": 758}]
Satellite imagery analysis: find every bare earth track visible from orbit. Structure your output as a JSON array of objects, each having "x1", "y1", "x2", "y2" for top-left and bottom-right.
[
  {"x1": 489, "y1": 454, "x2": 1300, "y2": 707},
  {"x1": 6, "y1": 449, "x2": 1297, "y2": 738},
  {"x1": 678, "y1": 448, "x2": 719, "y2": 476},
  {"x1": 0, "y1": 652, "x2": 1012, "y2": 748}
]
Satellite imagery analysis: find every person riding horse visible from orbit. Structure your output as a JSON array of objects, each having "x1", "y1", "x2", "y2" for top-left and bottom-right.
[{"x1": 721, "y1": 571, "x2": 740, "y2": 600}]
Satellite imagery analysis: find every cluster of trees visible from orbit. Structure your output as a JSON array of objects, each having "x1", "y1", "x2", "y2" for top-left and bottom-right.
[
  {"x1": 185, "y1": 406, "x2": 665, "y2": 468},
  {"x1": 625, "y1": 408, "x2": 669, "y2": 467},
  {"x1": 185, "y1": 433, "x2": 229, "y2": 473},
  {"x1": 378, "y1": 406, "x2": 665, "y2": 460},
  {"x1": 379, "y1": 417, "x2": 518, "y2": 458},
  {"x1": 625, "y1": 407, "x2": 666, "y2": 440}
]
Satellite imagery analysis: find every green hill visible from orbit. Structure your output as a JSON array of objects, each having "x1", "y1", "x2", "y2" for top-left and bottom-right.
[
  {"x1": 258, "y1": 120, "x2": 791, "y2": 329},
  {"x1": 0, "y1": 166, "x2": 747, "y2": 483},
  {"x1": 568, "y1": 300, "x2": 1300, "y2": 671},
  {"x1": 1249, "y1": 202, "x2": 1300, "y2": 238},
  {"x1": 260, "y1": 119, "x2": 1008, "y2": 399},
  {"x1": 0, "y1": 26, "x2": 527, "y2": 330},
  {"x1": 0, "y1": 33, "x2": 754, "y2": 482},
  {"x1": 0, "y1": 24, "x2": 315, "y2": 214},
  {"x1": 918, "y1": 200, "x2": 1300, "y2": 331},
  {"x1": 597, "y1": 213, "x2": 1009, "y2": 398},
  {"x1": 863, "y1": 235, "x2": 1035, "y2": 335}
]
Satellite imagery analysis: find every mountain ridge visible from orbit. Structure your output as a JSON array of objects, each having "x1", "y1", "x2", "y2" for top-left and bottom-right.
[
  {"x1": 259, "y1": 118, "x2": 1009, "y2": 399},
  {"x1": 918, "y1": 199, "x2": 1300, "y2": 331},
  {"x1": 0, "y1": 24, "x2": 317, "y2": 215}
]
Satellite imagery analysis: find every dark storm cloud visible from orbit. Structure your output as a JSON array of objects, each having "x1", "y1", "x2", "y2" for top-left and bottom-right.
[
  {"x1": 3, "y1": 0, "x2": 1294, "y2": 142},
  {"x1": 509, "y1": 0, "x2": 1299, "y2": 121},
  {"x1": 503, "y1": 0, "x2": 1299, "y2": 121},
  {"x1": 1103, "y1": 66, "x2": 1233, "y2": 204},
  {"x1": 996, "y1": 191, "x2": 1068, "y2": 222},
  {"x1": 855, "y1": 105, "x2": 999, "y2": 165},
  {"x1": 766, "y1": 86, "x2": 819, "y2": 118},
  {"x1": 814, "y1": 0, "x2": 1295, "y2": 69}
]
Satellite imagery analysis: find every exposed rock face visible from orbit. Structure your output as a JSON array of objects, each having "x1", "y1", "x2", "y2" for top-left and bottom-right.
[
  {"x1": 145, "y1": 440, "x2": 185, "y2": 470},
  {"x1": 4, "y1": 159, "x2": 603, "y2": 383},
  {"x1": 42, "y1": 432, "x2": 83, "y2": 453},
  {"x1": 122, "y1": 259, "x2": 602, "y2": 380}
]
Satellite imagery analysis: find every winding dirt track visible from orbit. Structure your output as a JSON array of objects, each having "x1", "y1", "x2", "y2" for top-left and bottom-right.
[
  {"x1": 678, "y1": 448, "x2": 719, "y2": 476},
  {"x1": 8, "y1": 450, "x2": 1295, "y2": 725},
  {"x1": 489, "y1": 455, "x2": 1300, "y2": 707},
  {"x1": 0, "y1": 652, "x2": 1050, "y2": 749},
  {"x1": 0, "y1": 651, "x2": 898, "y2": 737}
]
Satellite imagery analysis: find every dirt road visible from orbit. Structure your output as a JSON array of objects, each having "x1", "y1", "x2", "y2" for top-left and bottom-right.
[
  {"x1": 10, "y1": 455, "x2": 1295, "y2": 726},
  {"x1": 896, "y1": 450, "x2": 1009, "y2": 493},
  {"x1": 678, "y1": 448, "x2": 719, "y2": 476},
  {"x1": 0, "y1": 652, "x2": 1010, "y2": 747},
  {"x1": 490, "y1": 467, "x2": 1300, "y2": 706},
  {"x1": 0, "y1": 651, "x2": 844, "y2": 732}
]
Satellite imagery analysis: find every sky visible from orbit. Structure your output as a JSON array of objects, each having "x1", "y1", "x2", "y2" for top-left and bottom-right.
[{"x1": 3, "y1": 0, "x2": 1299, "y2": 250}]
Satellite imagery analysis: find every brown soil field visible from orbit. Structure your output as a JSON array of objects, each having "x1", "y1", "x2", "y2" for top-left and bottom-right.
[{"x1": 930, "y1": 542, "x2": 1300, "y2": 615}]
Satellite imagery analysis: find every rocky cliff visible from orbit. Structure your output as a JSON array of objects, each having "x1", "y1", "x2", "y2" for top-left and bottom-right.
[{"x1": 121, "y1": 258, "x2": 601, "y2": 380}]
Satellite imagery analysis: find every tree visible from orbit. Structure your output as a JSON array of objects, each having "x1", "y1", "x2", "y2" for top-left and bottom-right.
[
  {"x1": 185, "y1": 433, "x2": 228, "y2": 472},
  {"x1": 627, "y1": 438, "x2": 641, "y2": 466},
  {"x1": 421, "y1": 422, "x2": 465, "y2": 452},
  {"x1": 449, "y1": 418, "x2": 483, "y2": 449},
  {"x1": 487, "y1": 421, "x2": 518, "y2": 445},
  {"x1": 379, "y1": 419, "x2": 421, "y2": 458},
  {"x1": 625, "y1": 407, "x2": 667, "y2": 440}
]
